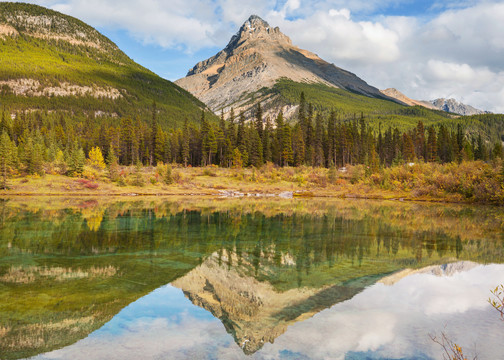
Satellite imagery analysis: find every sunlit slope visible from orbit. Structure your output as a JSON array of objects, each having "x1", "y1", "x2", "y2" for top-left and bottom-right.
[{"x1": 0, "y1": 2, "x2": 214, "y2": 127}]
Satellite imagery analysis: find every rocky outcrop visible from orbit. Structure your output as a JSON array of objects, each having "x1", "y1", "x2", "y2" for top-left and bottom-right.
[
  {"x1": 176, "y1": 15, "x2": 386, "y2": 116},
  {"x1": 429, "y1": 98, "x2": 490, "y2": 116}
]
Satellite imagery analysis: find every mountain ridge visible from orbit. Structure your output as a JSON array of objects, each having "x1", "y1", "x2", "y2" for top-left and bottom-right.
[
  {"x1": 0, "y1": 2, "x2": 212, "y2": 127},
  {"x1": 176, "y1": 15, "x2": 394, "y2": 118},
  {"x1": 380, "y1": 88, "x2": 490, "y2": 116}
]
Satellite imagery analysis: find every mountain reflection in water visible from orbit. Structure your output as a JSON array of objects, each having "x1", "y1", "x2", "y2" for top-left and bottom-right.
[
  {"x1": 0, "y1": 198, "x2": 502, "y2": 359},
  {"x1": 31, "y1": 261, "x2": 504, "y2": 360}
]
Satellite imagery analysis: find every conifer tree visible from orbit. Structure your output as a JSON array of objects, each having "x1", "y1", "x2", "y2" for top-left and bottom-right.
[
  {"x1": 273, "y1": 112, "x2": 285, "y2": 166},
  {"x1": 282, "y1": 125, "x2": 294, "y2": 166},
  {"x1": 402, "y1": 133, "x2": 415, "y2": 161},
  {"x1": 182, "y1": 119, "x2": 190, "y2": 167},
  {"x1": 255, "y1": 103, "x2": 263, "y2": 140},
  {"x1": 426, "y1": 127, "x2": 438, "y2": 162},
  {"x1": 88, "y1": 146, "x2": 106, "y2": 170},
  {"x1": 107, "y1": 145, "x2": 119, "y2": 181},
  {"x1": 263, "y1": 117, "x2": 272, "y2": 163},
  {"x1": 154, "y1": 126, "x2": 166, "y2": 165},
  {"x1": 68, "y1": 141, "x2": 85, "y2": 176},
  {"x1": 0, "y1": 132, "x2": 15, "y2": 189},
  {"x1": 314, "y1": 113, "x2": 325, "y2": 167},
  {"x1": 150, "y1": 101, "x2": 157, "y2": 165},
  {"x1": 327, "y1": 111, "x2": 336, "y2": 167},
  {"x1": 249, "y1": 128, "x2": 263, "y2": 168}
]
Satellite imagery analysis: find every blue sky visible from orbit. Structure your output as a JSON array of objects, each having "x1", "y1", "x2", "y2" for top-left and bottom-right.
[{"x1": 6, "y1": 1, "x2": 504, "y2": 112}]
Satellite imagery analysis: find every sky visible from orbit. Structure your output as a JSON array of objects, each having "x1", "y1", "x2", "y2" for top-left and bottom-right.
[
  {"x1": 30, "y1": 264, "x2": 504, "y2": 359},
  {"x1": 8, "y1": 0, "x2": 504, "y2": 113}
]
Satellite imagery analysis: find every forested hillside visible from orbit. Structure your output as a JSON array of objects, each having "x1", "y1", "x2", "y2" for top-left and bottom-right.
[{"x1": 0, "y1": 2, "x2": 214, "y2": 128}]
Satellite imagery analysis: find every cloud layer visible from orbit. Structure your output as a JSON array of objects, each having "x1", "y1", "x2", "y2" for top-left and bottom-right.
[{"x1": 13, "y1": 0, "x2": 504, "y2": 112}]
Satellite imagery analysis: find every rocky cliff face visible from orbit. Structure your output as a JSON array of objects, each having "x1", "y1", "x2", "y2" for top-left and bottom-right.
[
  {"x1": 430, "y1": 98, "x2": 489, "y2": 116},
  {"x1": 175, "y1": 15, "x2": 385, "y2": 116}
]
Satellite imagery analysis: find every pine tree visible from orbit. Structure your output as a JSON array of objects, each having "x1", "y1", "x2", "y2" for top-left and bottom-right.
[
  {"x1": 0, "y1": 132, "x2": 15, "y2": 189},
  {"x1": 402, "y1": 133, "x2": 415, "y2": 161},
  {"x1": 107, "y1": 145, "x2": 119, "y2": 181},
  {"x1": 255, "y1": 103, "x2": 263, "y2": 140},
  {"x1": 154, "y1": 125, "x2": 166, "y2": 165},
  {"x1": 314, "y1": 113, "x2": 325, "y2": 167},
  {"x1": 327, "y1": 111, "x2": 336, "y2": 167},
  {"x1": 68, "y1": 141, "x2": 85, "y2": 176},
  {"x1": 232, "y1": 148, "x2": 243, "y2": 168},
  {"x1": 273, "y1": 111, "x2": 285, "y2": 166},
  {"x1": 182, "y1": 119, "x2": 190, "y2": 167},
  {"x1": 150, "y1": 101, "x2": 157, "y2": 165},
  {"x1": 426, "y1": 127, "x2": 438, "y2": 162},
  {"x1": 23, "y1": 137, "x2": 44, "y2": 175},
  {"x1": 263, "y1": 117, "x2": 272, "y2": 163},
  {"x1": 282, "y1": 125, "x2": 294, "y2": 166},
  {"x1": 249, "y1": 128, "x2": 263, "y2": 168}
]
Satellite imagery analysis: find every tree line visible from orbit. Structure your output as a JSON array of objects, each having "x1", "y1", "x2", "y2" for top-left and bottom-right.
[{"x1": 0, "y1": 92, "x2": 503, "y2": 185}]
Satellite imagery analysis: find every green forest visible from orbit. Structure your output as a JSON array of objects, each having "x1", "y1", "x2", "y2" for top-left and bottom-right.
[{"x1": 0, "y1": 91, "x2": 503, "y2": 186}]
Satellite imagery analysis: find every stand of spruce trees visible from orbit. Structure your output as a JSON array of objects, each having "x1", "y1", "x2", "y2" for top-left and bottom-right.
[{"x1": 0, "y1": 93, "x2": 503, "y2": 179}]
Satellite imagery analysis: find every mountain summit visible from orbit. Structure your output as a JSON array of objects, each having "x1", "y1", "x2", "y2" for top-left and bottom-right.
[{"x1": 176, "y1": 15, "x2": 386, "y2": 116}]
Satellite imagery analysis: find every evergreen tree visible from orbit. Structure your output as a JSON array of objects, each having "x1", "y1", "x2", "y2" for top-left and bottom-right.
[
  {"x1": 263, "y1": 117, "x2": 272, "y2": 163},
  {"x1": 68, "y1": 141, "x2": 85, "y2": 176},
  {"x1": 154, "y1": 125, "x2": 166, "y2": 165},
  {"x1": 402, "y1": 133, "x2": 415, "y2": 161},
  {"x1": 0, "y1": 132, "x2": 15, "y2": 189},
  {"x1": 182, "y1": 119, "x2": 190, "y2": 167},
  {"x1": 273, "y1": 111, "x2": 285, "y2": 166},
  {"x1": 426, "y1": 127, "x2": 438, "y2": 162},
  {"x1": 327, "y1": 111, "x2": 336, "y2": 167},
  {"x1": 107, "y1": 145, "x2": 119, "y2": 181},
  {"x1": 255, "y1": 103, "x2": 263, "y2": 140},
  {"x1": 414, "y1": 121, "x2": 426, "y2": 160},
  {"x1": 249, "y1": 128, "x2": 263, "y2": 167},
  {"x1": 150, "y1": 101, "x2": 157, "y2": 165},
  {"x1": 283, "y1": 125, "x2": 294, "y2": 166},
  {"x1": 314, "y1": 113, "x2": 325, "y2": 167}
]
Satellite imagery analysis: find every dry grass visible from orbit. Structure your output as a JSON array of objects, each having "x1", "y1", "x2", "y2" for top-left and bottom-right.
[{"x1": 0, "y1": 161, "x2": 502, "y2": 204}]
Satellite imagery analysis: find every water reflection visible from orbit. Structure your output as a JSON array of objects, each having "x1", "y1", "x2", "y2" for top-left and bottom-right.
[
  {"x1": 29, "y1": 262, "x2": 504, "y2": 360},
  {"x1": 0, "y1": 197, "x2": 502, "y2": 359}
]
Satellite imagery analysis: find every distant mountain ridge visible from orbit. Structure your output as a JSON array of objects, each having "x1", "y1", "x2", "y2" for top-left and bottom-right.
[
  {"x1": 380, "y1": 88, "x2": 490, "y2": 116},
  {"x1": 429, "y1": 98, "x2": 490, "y2": 116},
  {"x1": 176, "y1": 15, "x2": 393, "y2": 117}
]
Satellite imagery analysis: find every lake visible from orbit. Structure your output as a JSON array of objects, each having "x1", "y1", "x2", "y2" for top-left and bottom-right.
[{"x1": 0, "y1": 197, "x2": 503, "y2": 360}]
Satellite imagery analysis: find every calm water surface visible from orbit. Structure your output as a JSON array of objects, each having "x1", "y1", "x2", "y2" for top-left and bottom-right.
[{"x1": 0, "y1": 197, "x2": 503, "y2": 360}]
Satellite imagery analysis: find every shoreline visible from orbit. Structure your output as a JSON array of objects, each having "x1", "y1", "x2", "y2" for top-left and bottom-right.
[{"x1": 0, "y1": 161, "x2": 502, "y2": 206}]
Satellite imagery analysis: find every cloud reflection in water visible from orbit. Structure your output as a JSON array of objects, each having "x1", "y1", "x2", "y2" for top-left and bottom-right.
[{"x1": 32, "y1": 263, "x2": 504, "y2": 360}]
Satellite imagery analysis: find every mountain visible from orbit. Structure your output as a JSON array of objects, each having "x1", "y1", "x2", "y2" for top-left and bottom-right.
[
  {"x1": 175, "y1": 15, "x2": 394, "y2": 118},
  {"x1": 380, "y1": 88, "x2": 439, "y2": 110},
  {"x1": 172, "y1": 250, "x2": 380, "y2": 355},
  {"x1": 0, "y1": 2, "x2": 212, "y2": 127},
  {"x1": 380, "y1": 89, "x2": 490, "y2": 116},
  {"x1": 429, "y1": 98, "x2": 490, "y2": 116}
]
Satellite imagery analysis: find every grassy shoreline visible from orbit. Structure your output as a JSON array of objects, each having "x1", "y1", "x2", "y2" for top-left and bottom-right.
[{"x1": 1, "y1": 160, "x2": 503, "y2": 205}]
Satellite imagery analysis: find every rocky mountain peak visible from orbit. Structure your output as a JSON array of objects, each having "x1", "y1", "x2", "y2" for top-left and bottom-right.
[
  {"x1": 176, "y1": 14, "x2": 385, "y2": 117},
  {"x1": 225, "y1": 14, "x2": 291, "y2": 52},
  {"x1": 430, "y1": 98, "x2": 489, "y2": 116}
]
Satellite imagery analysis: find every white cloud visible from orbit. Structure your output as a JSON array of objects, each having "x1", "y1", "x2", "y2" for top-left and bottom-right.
[
  {"x1": 269, "y1": 10, "x2": 400, "y2": 64},
  {"x1": 5, "y1": 0, "x2": 504, "y2": 112}
]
